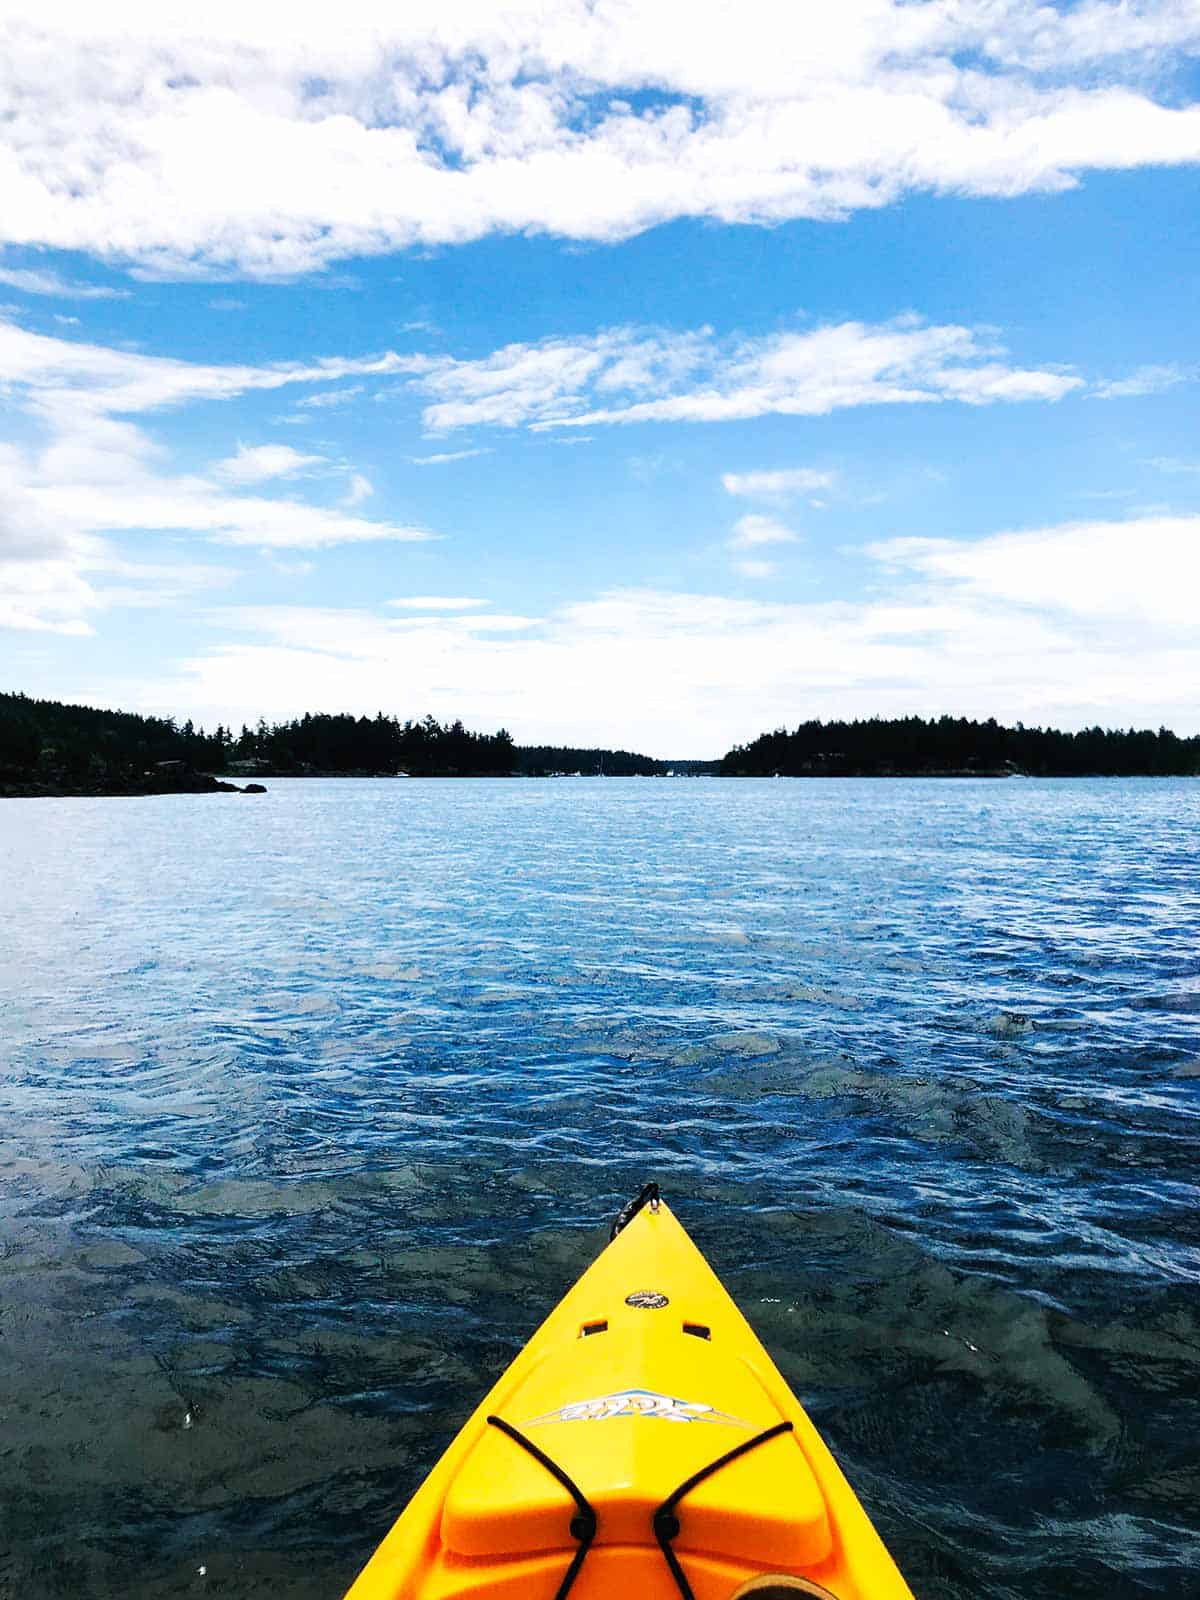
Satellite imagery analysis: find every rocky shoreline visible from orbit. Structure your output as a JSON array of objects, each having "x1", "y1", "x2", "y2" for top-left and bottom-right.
[{"x1": 1, "y1": 764, "x2": 267, "y2": 798}]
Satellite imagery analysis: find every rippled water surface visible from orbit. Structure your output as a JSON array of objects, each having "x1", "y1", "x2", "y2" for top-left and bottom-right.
[{"x1": 2, "y1": 778, "x2": 1198, "y2": 1598}]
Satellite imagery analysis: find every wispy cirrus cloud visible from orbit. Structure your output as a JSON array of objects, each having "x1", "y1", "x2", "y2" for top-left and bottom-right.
[
  {"x1": 0, "y1": 445, "x2": 239, "y2": 635},
  {"x1": 722, "y1": 467, "x2": 836, "y2": 500},
  {"x1": 214, "y1": 444, "x2": 326, "y2": 484},
  {"x1": 726, "y1": 512, "x2": 800, "y2": 580},
  {"x1": 0, "y1": 315, "x2": 416, "y2": 419},
  {"x1": 411, "y1": 318, "x2": 1083, "y2": 433},
  {"x1": 29, "y1": 474, "x2": 431, "y2": 552},
  {"x1": 0, "y1": 317, "x2": 429, "y2": 631},
  {"x1": 729, "y1": 514, "x2": 798, "y2": 549},
  {"x1": 407, "y1": 447, "x2": 494, "y2": 465},
  {"x1": 1090, "y1": 364, "x2": 1187, "y2": 399},
  {"x1": 0, "y1": 263, "x2": 128, "y2": 299},
  {"x1": 213, "y1": 444, "x2": 377, "y2": 509},
  {"x1": 343, "y1": 473, "x2": 373, "y2": 506},
  {"x1": 296, "y1": 385, "x2": 365, "y2": 410},
  {"x1": 3, "y1": 5, "x2": 1200, "y2": 278}
]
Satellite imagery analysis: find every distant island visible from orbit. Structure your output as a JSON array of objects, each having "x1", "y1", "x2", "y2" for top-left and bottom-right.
[
  {"x1": 721, "y1": 715, "x2": 1200, "y2": 777},
  {"x1": 517, "y1": 746, "x2": 717, "y2": 777},
  {"x1": 0, "y1": 692, "x2": 716, "y2": 794},
  {"x1": 2, "y1": 692, "x2": 1196, "y2": 795}
]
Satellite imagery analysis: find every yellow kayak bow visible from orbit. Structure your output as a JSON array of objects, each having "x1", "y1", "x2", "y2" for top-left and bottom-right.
[{"x1": 345, "y1": 1186, "x2": 915, "y2": 1600}]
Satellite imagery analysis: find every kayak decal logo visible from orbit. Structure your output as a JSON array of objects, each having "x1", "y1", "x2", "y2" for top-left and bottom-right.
[
  {"x1": 526, "y1": 1388, "x2": 750, "y2": 1426},
  {"x1": 625, "y1": 1290, "x2": 669, "y2": 1309}
]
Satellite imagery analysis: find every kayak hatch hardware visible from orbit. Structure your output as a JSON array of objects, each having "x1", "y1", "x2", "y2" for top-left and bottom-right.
[
  {"x1": 485, "y1": 1414, "x2": 597, "y2": 1599},
  {"x1": 682, "y1": 1321, "x2": 711, "y2": 1340},
  {"x1": 653, "y1": 1420, "x2": 796, "y2": 1600},
  {"x1": 609, "y1": 1180, "x2": 660, "y2": 1240},
  {"x1": 579, "y1": 1319, "x2": 608, "y2": 1337}
]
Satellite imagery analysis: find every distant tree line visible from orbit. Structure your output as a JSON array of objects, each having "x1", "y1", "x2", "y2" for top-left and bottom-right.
[
  {"x1": 0, "y1": 692, "x2": 516, "y2": 783},
  {"x1": 721, "y1": 716, "x2": 1200, "y2": 777},
  {"x1": 6, "y1": 692, "x2": 1195, "y2": 793},
  {"x1": 225, "y1": 711, "x2": 515, "y2": 775},
  {"x1": 0, "y1": 691, "x2": 724, "y2": 787},
  {"x1": 517, "y1": 745, "x2": 666, "y2": 775}
]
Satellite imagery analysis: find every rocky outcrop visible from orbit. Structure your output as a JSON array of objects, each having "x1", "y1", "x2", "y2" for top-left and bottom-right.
[{"x1": 1, "y1": 763, "x2": 267, "y2": 798}]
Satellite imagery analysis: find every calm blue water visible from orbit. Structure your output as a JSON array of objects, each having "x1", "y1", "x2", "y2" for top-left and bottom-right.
[{"x1": 1, "y1": 778, "x2": 1197, "y2": 1598}]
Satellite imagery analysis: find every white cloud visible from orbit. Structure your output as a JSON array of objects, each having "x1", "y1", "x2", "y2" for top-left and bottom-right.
[
  {"x1": 729, "y1": 513, "x2": 799, "y2": 548},
  {"x1": 0, "y1": 317, "x2": 432, "y2": 629},
  {"x1": 121, "y1": 510, "x2": 1200, "y2": 753},
  {"x1": 214, "y1": 443, "x2": 325, "y2": 483},
  {"x1": 1091, "y1": 364, "x2": 1186, "y2": 399},
  {"x1": 733, "y1": 559, "x2": 777, "y2": 579},
  {"x1": 263, "y1": 555, "x2": 314, "y2": 577},
  {"x1": 297, "y1": 385, "x2": 365, "y2": 409},
  {"x1": 0, "y1": 263, "x2": 127, "y2": 298},
  {"x1": 0, "y1": 457, "x2": 99, "y2": 634},
  {"x1": 343, "y1": 472, "x2": 373, "y2": 506},
  {"x1": 0, "y1": 444, "x2": 238, "y2": 633},
  {"x1": 388, "y1": 595, "x2": 489, "y2": 610},
  {"x1": 78, "y1": 550, "x2": 240, "y2": 610},
  {"x1": 0, "y1": 561, "x2": 99, "y2": 634},
  {"x1": 33, "y1": 476, "x2": 430, "y2": 551},
  {"x1": 0, "y1": 316, "x2": 414, "y2": 480},
  {"x1": 868, "y1": 513, "x2": 1200, "y2": 628},
  {"x1": 0, "y1": 316, "x2": 415, "y2": 420},
  {"x1": 408, "y1": 447, "x2": 493, "y2": 465},
  {"x1": 412, "y1": 318, "x2": 1083, "y2": 433},
  {"x1": 722, "y1": 467, "x2": 836, "y2": 500},
  {"x1": 2, "y1": 5, "x2": 1199, "y2": 276}
]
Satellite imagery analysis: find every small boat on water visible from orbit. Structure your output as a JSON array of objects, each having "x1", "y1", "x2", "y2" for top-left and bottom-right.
[{"x1": 344, "y1": 1185, "x2": 914, "y2": 1600}]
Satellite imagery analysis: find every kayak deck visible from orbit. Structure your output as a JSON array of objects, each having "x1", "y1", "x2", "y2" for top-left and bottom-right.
[{"x1": 344, "y1": 1191, "x2": 914, "y2": 1600}]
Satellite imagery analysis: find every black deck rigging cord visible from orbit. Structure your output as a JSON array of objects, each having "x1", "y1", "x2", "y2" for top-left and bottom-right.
[
  {"x1": 485, "y1": 1415, "x2": 597, "y2": 1599},
  {"x1": 653, "y1": 1420, "x2": 796, "y2": 1600},
  {"x1": 486, "y1": 1412, "x2": 795, "y2": 1600}
]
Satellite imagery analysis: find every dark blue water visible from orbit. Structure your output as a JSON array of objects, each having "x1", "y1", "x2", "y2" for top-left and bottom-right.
[{"x1": 1, "y1": 778, "x2": 1197, "y2": 1598}]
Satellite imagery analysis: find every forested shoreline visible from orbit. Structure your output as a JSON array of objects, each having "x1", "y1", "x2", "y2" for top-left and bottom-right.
[
  {"x1": 0, "y1": 691, "x2": 728, "y2": 791},
  {"x1": 0, "y1": 694, "x2": 518, "y2": 791},
  {"x1": 2, "y1": 691, "x2": 1197, "y2": 795},
  {"x1": 721, "y1": 716, "x2": 1200, "y2": 777}
]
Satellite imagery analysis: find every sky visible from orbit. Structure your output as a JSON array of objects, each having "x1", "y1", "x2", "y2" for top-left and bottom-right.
[{"x1": 1, "y1": 2, "x2": 1199, "y2": 757}]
